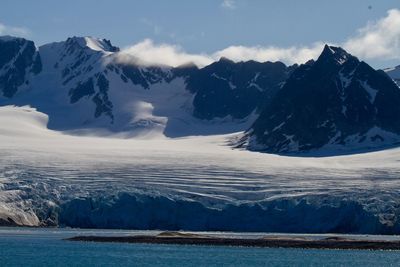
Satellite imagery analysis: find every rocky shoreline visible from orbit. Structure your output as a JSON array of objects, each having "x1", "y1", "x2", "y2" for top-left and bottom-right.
[{"x1": 66, "y1": 231, "x2": 400, "y2": 250}]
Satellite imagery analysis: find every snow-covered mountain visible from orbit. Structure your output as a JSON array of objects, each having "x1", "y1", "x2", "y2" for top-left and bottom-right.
[
  {"x1": 3, "y1": 37, "x2": 400, "y2": 154},
  {"x1": 0, "y1": 36, "x2": 42, "y2": 98},
  {"x1": 1, "y1": 36, "x2": 186, "y2": 134},
  {"x1": 0, "y1": 36, "x2": 291, "y2": 137},
  {"x1": 239, "y1": 45, "x2": 400, "y2": 153}
]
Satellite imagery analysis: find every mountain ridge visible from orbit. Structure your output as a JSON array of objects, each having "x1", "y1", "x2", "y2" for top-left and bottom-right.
[
  {"x1": 239, "y1": 45, "x2": 400, "y2": 153},
  {"x1": 1, "y1": 36, "x2": 400, "y2": 154},
  {"x1": 0, "y1": 35, "x2": 292, "y2": 138}
]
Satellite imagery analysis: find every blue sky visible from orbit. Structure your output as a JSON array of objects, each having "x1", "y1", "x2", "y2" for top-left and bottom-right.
[{"x1": 1, "y1": 0, "x2": 399, "y2": 68}]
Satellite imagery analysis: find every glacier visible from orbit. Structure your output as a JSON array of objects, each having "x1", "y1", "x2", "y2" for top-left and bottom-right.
[
  {"x1": 1, "y1": 105, "x2": 400, "y2": 234},
  {"x1": 1, "y1": 37, "x2": 400, "y2": 234}
]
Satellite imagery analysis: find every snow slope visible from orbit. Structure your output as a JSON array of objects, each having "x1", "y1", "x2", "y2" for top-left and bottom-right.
[
  {"x1": 1, "y1": 105, "x2": 400, "y2": 233},
  {"x1": 385, "y1": 65, "x2": 400, "y2": 86}
]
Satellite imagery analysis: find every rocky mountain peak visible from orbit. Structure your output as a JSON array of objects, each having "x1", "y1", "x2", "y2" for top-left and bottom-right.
[
  {"x1": 240, "y1": 45, "x2": 400, "y2": 153},
  {"x1": 65, "y1": 36, "x2": 119, "y2": 53}
]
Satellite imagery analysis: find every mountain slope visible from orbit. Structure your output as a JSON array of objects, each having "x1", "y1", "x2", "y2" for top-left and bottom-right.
[
  {"x1": 186, "y1": 57, "x2": 295, "y2": 119},
  {"x1": 0, "y1": 36, "x2": 292, "y2": 137},
  {"x1": 385, "y1": 65, "x2": 400, "y2": 86},
  {"x1": 240, "y1": 45, "x2": 400, "y2": 153},
  {"x1": 0, "y1": 36, "x2": 41, "y2": 98},
  {"x1": 0, "y1": 36, "x2": 199, "y2": 135}
]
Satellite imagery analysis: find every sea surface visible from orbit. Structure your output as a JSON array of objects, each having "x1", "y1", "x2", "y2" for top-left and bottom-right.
[{"x1": 1, "y1": 227, "x2": 400, "y2": 266}]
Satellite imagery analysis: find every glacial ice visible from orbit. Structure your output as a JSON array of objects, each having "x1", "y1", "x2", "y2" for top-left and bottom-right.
[{"x1": 1, "y1": 106, "x2": 400, "y2": 233}]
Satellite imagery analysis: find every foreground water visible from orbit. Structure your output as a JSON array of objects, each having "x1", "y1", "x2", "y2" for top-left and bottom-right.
[{"x1": 1, "y1": 227, "x2": 400, "y2": 266}]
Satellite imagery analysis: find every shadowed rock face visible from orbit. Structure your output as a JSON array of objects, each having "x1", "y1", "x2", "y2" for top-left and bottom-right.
[
  {"x1": 186, "y1": 58, "x2": 295, "y2": 120},
  {"x1": 242, "y1": 45, "x2": 400, "y2": 153},
  {"x1": 0, "y1": 37, "x2": 42, "y2": 98}
]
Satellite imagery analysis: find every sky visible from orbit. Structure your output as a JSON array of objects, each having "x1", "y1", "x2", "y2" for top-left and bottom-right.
[{"x1": 0, "y1": 0, "x2": 399, "y2": 68}]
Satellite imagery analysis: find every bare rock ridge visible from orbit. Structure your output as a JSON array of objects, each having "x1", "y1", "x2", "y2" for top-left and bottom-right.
[{"x1": 240, "y1": 45, "x2": 400, "y2": 153}]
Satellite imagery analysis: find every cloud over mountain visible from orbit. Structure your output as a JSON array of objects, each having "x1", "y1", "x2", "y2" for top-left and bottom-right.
[
  {"x1": 116, "y1": 9, "x2": 400, "y2": 67},
  {"x1": 344, "y1": 9, "x2": 400, "y2": 60},
  {"x1": 0, "y1": 22, "x2": 30, "y2": 37}
]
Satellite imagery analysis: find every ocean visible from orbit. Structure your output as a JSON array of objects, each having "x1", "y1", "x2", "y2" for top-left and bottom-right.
[{"x1": 1, "y1": 227, "x2": 400, "y2": 266}]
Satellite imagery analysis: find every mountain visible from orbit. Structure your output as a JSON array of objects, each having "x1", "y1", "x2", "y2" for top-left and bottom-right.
[
  {"x1": 186, "y1": 57, "x2": 295, "y2": 119},
  {"x1": 1, "y1": 36, "x2": 184, "y2": 133},
  {"x1": 0, "y1": 36, "x2": 42, "y2": 98},
  {"x1": 239, "y1": 45, "x2": 400, "y2": 153},
  {"x1": 385, "y1": 65, "x2": 400, "y2": 86},
  {"x1": 2, "y1": 36, "x2": 400, "y2": 154},
  {"x1": 0, "y1": 36, "x2": 292, "y2": 137}
]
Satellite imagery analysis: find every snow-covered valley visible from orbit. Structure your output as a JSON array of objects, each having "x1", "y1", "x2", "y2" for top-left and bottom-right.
[{"x1": 1, "y1": 105, "x2": 400, "y2": 234}]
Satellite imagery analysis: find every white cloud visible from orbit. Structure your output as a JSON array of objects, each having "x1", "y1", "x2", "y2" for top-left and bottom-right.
[
  {"x1": 0, "y1": 22, "x2": 30, "y2": 37},
  {"x1": 221, "y1": 0, "x2": 235, "y2": 9},
  {"x1": 344, "y1": 9, "x2": 400, "y2": 59},
  {"x1": 214, "y1": 43, "x2": 325, "y2": 65},
  {"x1": 116, "y1": 9, "x2": 400, "y2": 68},
  {"x1": 115, "y1": 39, "x2": 213, "y2": 67},
  {"x1": 115, "y1": 40, "x2": 325, "y2": 68}
]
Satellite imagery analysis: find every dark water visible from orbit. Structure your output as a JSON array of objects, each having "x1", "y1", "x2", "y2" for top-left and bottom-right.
[{"x1": 1, "y1": 227, "x2": 400, "y2": 266}]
